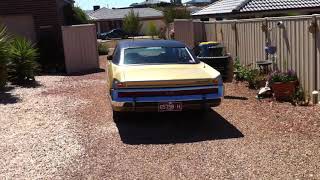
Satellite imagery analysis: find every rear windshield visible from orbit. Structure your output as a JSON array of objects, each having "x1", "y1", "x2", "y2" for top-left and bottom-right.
[{"x1": 123, "y1": 47, "x2": 196, "y2": 65}]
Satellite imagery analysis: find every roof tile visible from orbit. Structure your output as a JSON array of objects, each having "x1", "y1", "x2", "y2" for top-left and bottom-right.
[
  {"x1": 193, "y1": 0, "x2": 320, "y2": 15},
  {"x1": 88, "y1": 7, "x2": 163, "y2": 20}
]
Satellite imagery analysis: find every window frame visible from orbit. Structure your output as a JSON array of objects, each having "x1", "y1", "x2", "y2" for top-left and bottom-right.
[{"x1": 112, "y1": 45, "x2": 121, "y2": 65}]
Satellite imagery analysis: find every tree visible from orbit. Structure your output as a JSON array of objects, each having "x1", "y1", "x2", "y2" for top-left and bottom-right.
[
  {"x1": 64, "y1": 5, "x2": 88, "y2": 25},
  {"x1": 170, "y1": 0, "x2": 182, "y2": 5},
  {"x1": 147, "y1": 22, "x2": 158, "y2": 39},
  {"x1": 72, "y1": 6, "x2": 89, "y2": 24},
  {"x1": 123, "y1": 10, "x2": 142, "y2": 36},
  {"x1": 163, "y1": 7, "x2": 191, "y2": 25}
]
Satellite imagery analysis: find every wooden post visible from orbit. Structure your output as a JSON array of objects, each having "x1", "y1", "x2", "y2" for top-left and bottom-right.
[{"x1": 313, "y1": 15, "x2": 318, "y2": 93}]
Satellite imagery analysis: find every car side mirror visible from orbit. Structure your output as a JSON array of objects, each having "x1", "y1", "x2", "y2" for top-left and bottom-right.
[{"x1": 107, "y1": 55, "x2": 113, "y2": 60}]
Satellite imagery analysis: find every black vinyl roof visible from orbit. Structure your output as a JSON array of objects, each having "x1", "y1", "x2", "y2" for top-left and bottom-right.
[{"x1": 117, "y1": 40, "x2": 187, "y2": 49}]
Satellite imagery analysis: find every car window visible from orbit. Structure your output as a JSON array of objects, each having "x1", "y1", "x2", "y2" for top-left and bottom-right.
[{"x1": 123, "y1": 47, "x2": 196, "y2": 65}]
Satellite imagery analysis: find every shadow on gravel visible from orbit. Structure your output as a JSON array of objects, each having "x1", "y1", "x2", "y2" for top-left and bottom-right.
[
  {"x1": 224, "y1": 96, "x2": 248, "y2": 100},
  {"x1": 12, "y1": 80, "x2": 42, "y2": 88},
  {"x1": 0, "y1": 87, "x2": 20, "y2": 105},
  {"x1": 66, "y1": 68, "x2": 105, "y2": 76},
  {"x1": 115, "y1": 109, "x2": 244, "y2": 145}
]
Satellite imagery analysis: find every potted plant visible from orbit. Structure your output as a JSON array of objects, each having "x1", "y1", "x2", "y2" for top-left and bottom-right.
[{"x1": 268, "y1": 70, "x2": 298, "y2": 100}]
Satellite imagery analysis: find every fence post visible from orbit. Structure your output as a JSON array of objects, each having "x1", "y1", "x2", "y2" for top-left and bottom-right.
[
  {"x1": 312, "y1": 15, "x2": 318, "y2": 93},
  {"x1": 215, "y1": 22, "x2": 218, "y2": 41},
  {"x1": 264, "y1": 17, "x2": 269, "y2": 61},
  {"x1": 234, "y1": 20, "x2": 238, "y2": 58},
  {"x1": 202, "y1": 21, "x2": 206, "y2": 42},
  {"x1": 190, "y1": 20, "x2": 195, "y2": 48}
]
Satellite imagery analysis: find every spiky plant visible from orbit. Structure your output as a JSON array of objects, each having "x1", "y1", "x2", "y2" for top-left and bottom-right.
[
  {"x1": 7, "y1": 37, "x2": 39, "y2": 83},
  {"x1": 0, "y1": 25, "x2": 9, "y2": 88}
]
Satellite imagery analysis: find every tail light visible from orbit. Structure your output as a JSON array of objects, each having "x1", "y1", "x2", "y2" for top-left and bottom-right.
[
  {"x1": 113, "y1": 80, "x2": 126, "y2": 88},
  {"x1": 116, "y1": 82, "x2": 125, "y2": 88},
  {"x1": 212, "y1": 79, "x2": 219, "y2": 86}
]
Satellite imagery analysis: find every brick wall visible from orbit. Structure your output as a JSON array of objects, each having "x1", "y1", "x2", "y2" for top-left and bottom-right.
[
  {"x1": 0, "y1": 0, "x2": 61, "y2": 33},
  {"x1": 0, "y1": 0, "x2": 71, "y2": 69}
]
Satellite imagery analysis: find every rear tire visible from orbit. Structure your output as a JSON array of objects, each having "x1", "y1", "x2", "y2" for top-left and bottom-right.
[{"x1": 113, "y1": 110, "x2": 127, "y2": 122}]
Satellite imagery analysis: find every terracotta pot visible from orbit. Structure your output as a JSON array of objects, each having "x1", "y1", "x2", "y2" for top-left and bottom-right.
[{"x1": 271, "y1": 81, "x2": 297, "y2": 100}]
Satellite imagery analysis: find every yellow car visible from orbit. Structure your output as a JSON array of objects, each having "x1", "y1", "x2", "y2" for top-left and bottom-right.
[{"x1": 107, "y1": 40, "x2": 223, "y2": 116}]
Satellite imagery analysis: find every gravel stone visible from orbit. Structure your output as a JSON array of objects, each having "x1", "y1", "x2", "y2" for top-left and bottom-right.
[{"x1": 1, "y1": 57, "x2": 319, "y2": 179}]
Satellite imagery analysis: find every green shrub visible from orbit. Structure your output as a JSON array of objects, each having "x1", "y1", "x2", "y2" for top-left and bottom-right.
[
  {"x1": 234, "y1": 59, "x2": 248, "y2": 81},
  {"x1": 123, "y1": 10, "x2": 142, "y2": 36},
  {"x1": 293, "y1": 86, "x2": 307, "y2": 105},
  {"x1": 243, "y1": 69, "x2": 259, "y2": 88},
  {"x1": 163, "y1": 7, "x2": 191, "y2": 24},
  {"x1": 7, "y1": 38, "x2": 39, "y2": 83},
  {"x1": 147, "y1": 22, "x2": 158, "y2": 38},
  {"x1": 98, "y1": 43, "x2": 109, "y2": 55},
  {"x1": 234, "y1": 59, "x2": 266, "y2": 89},
  {"x1": 0, "y1": 26, "x2": 10, "y2": 89}
]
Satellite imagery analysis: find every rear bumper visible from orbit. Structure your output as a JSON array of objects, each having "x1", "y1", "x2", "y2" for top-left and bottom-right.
[
  {"x1": 112, "y1": 98, "x2": 222, "y2": 112},
  {"x1": 110, "y1": 85, "x2": 224, "y2": 112}
]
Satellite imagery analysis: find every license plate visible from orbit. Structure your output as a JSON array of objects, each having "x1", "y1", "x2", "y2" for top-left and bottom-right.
[{"x1": 158, "y1": 102, "x2": 183, "y2": 112}]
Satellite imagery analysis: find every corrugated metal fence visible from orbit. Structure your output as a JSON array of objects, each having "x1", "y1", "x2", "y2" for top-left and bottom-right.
[
  {"x1": 174, "y1": 15, "x2": 320, "y2": 98},
  {"x1": 174, "y1": 20, "x2": 195, "y2": 48},
  {"x1": 62, "y1": 24, "x2": 99, "y2": 74}
]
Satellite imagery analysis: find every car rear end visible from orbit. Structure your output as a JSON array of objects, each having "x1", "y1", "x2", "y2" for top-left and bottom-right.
[
  {"x1": 108, "y1": 40, "x2": 224, "y2": 113},
  {"x1": 110, "y1": 78, "x2": 223, "y2": 112}
]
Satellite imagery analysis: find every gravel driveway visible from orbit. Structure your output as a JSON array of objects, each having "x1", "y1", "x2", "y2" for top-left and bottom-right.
[{"x1": 1, "y1": 57, "x2": 320, "y2": 179}]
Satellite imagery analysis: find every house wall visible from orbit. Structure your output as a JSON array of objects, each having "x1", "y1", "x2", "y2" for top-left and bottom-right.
[
  {"x1": 0, "y1": 0, "x2": 62, "y2": 37},
  {"x1": 0, "y1": 0, "x2": 68, "y2": 68},
  {"x1": 56, "y1": 0, "x2": 70, "y2": 25},
  {"x1": 0, "y1": 15, "x2": 37, "y2": 42},
  {"x1": 93, "y1": 18, "x2": 165, "y2": 35},
  {"x1": 93, "y1": 20, "x2": 122, "y2": 33}
]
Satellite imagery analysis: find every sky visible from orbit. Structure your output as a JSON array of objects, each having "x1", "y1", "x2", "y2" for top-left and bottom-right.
[{"x1": 75, "y1": 0, "x2": 188, "y2": 10}]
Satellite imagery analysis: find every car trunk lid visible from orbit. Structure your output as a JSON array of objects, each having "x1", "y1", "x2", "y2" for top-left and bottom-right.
[{"x1": 121, "y1": 64, "x2": 218, "y2": 88}]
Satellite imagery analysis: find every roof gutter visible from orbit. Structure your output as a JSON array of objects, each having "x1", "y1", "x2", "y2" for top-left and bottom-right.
[
  {"x1": 192, "y1": 6, "x2": 320, "y2": 18},
  {"x1": 64, "y1": 0, "x2": 75, "y2": 4}
]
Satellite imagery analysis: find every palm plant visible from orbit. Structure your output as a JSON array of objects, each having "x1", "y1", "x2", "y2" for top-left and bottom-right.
[
  {"x1": 7, "y1": 37, "x2": 39, "y2": 83},
  {"x1": 0, "y1": 26, "x2": 9, "y2": 88}
]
